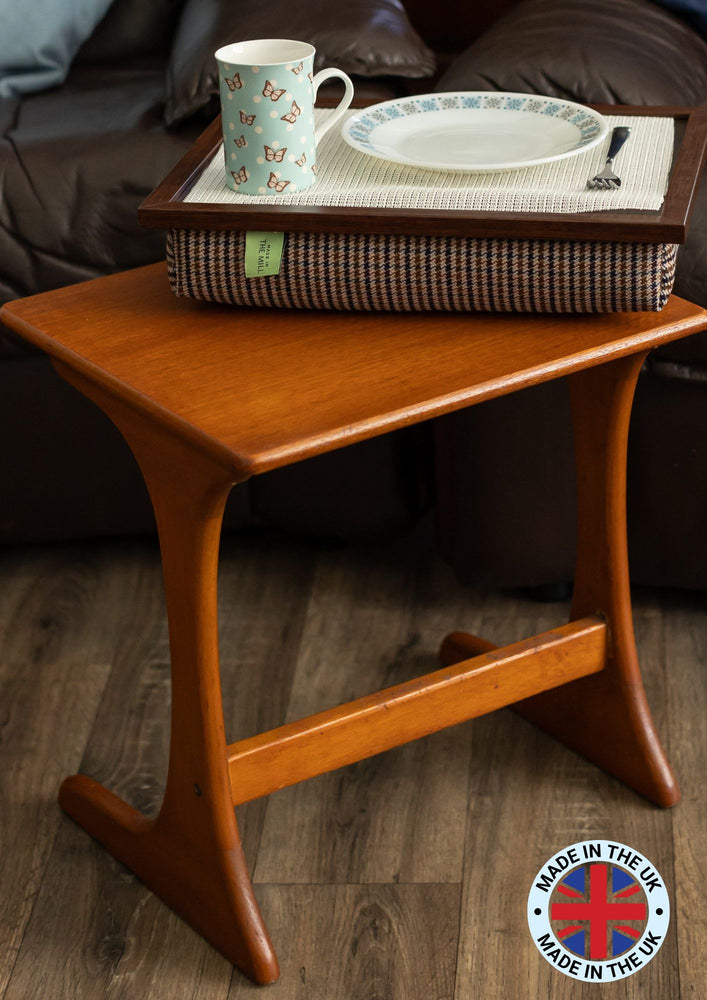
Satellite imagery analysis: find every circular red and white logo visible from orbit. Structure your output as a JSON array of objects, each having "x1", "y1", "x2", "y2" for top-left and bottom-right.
[{"x1": 527, "y1": 840, "x2": 669, "y2": 982}]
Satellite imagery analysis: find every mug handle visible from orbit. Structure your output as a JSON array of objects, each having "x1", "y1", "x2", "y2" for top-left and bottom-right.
[{"x1": 311, "y1": 68, "x2": 355, "y2": 143}]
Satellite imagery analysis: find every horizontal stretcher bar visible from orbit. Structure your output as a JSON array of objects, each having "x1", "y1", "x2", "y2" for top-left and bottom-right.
[{"x1": 226, "y1": 616, "x2": 607, "y2": 805}]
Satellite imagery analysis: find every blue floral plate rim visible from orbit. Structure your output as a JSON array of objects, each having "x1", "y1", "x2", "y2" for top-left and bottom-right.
[{"x1": 341, "y1": 91, "x2": 609, "y2": 173}]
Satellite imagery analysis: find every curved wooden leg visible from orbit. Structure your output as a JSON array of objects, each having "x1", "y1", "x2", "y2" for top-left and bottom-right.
[
  {"x1": 441, "y1": 353, "x2": 679, "y2": 807},
  {"x1": 515, "y1": 353, "x2": 678, "y2": 806},
  {"x1": 54, "y1": 370, "x2": 279, "y2": 984}
]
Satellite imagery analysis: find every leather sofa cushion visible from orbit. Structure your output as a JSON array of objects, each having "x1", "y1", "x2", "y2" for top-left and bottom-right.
[
  {"x1": 76, "y1": 0, "x2": 186, "y2": 62},
  {"x1": 437, "y1": 0, "x2": 707, "y2": 106},
  {"x1": 0, "y1": 59, "x2": 201, "y2": 355},
  {"x1": 164, "y1": 0, "x2": 436, "y2": 126}
]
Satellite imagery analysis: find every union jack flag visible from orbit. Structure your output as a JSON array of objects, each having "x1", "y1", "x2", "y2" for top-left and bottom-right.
[{"x1": 550, "y1": 863, "x2": 647, "y2": 960}]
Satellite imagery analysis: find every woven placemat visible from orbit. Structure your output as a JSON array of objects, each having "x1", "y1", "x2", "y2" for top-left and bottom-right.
[{"x1": 185, "y1": 111, "x2": 673, "y2": 214}]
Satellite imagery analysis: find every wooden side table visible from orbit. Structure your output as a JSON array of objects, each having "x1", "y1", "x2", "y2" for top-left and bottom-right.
[{"x1": 3, "y1": 263, "x2": 706, "y2": 984}]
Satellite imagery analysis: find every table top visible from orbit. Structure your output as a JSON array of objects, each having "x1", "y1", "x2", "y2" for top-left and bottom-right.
[{"x1": 2, "y1": 262, "x2": 706, "y2": 480}]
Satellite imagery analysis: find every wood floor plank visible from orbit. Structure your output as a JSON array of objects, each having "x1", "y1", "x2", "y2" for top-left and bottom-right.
[
  {"x1": 0, "y1": 544, "x2": 120, "y2": 998},
  {"x1": 217, "y1": 531, "x2": 318, "y2": 865},
  {"x1": 665, "y1": 593, "x2": 707, "y2": 999},
  {"x1": 0, "y1": 543, "x2": 124, "y2": 662},
  {"x1": 2, "y1": 822, "x2": 233, "y2": 1000},
  {"x1": 253, "y1": 537, "x2": 472, "y2": 885},
  {"x1": 0, "y1": 540, "x2": 231, "y2": 1000},
  {"x1": 227, "y1": 884, "x2": 460, "y2": 1000},
  {"x1": 74, "y1": 541, "x2": 170, "y2": 818},
  {"x1": 0, "y1": 656, "x2": 112, "y2": 999}
]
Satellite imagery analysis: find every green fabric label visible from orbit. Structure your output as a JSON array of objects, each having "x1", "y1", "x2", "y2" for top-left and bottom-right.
[{"x1": 244, "y1": 231, "x2": 285, "y2": 278}]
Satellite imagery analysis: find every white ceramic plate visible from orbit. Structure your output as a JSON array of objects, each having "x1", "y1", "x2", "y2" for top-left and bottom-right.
[{"x1": 342, "y1": 92, "x2": 608, "y2": 173}]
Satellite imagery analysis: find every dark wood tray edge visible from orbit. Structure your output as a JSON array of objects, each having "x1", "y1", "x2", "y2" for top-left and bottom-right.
[{"x1": 139, "y1": 105, "x2": 707, "y2": 244}]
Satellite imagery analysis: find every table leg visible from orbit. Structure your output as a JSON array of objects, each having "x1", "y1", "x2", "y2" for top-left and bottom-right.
[
  {"x1": 442, "y1": 352, "x2": 679, "y2": 807},
  {"x1": 53, "y1": 369, "x2": 280, "y2": 983}
]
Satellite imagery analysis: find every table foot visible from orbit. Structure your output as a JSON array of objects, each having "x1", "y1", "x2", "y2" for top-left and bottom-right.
[
  {"x1": 513, "y1": 662, "x2": 679, "y2": 809},
  {"x1": 59, "y1": 775, "x2": 279, "y2": 983},
  {"x1": 439, "y1": 627, "x2": 678, "y2": 807}
]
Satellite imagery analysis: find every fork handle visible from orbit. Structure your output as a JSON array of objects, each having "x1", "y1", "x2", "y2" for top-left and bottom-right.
[{"x1": 607, "y1": 126, "x2": 631, "y2": 162}]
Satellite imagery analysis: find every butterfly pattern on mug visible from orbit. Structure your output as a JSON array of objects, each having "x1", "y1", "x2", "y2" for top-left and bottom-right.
[
  {"x1": 267, "y1": 171, "x2": 290, "y2": 192},
  {"x1": 217, "y1": 43, "x2": 344, "y2": 193},
  {"x1": 263, "y1": 80, "x2": 286, "y2": 101},
  {"x1": 281, "y1": 101, "x2": 301, "y2": 124}
]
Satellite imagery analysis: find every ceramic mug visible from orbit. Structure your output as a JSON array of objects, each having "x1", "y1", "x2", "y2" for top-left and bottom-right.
[{"x1": 215, "y1": 38, "x2": 354, "y2": 195}]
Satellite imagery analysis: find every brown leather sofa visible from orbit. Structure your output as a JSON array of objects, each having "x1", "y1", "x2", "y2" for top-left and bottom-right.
[{"x1": 2, "y1": 0, "x2": 706, "y2": 590}]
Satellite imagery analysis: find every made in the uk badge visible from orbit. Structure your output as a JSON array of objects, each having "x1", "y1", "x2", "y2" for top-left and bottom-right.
[{"x1": 527, "y1": 839, "x2": 670, "y2": 982}]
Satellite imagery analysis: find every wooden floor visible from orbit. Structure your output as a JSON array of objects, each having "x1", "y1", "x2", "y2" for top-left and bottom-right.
[{"x1": 0, "y1": 523, "x2": 704, "y2": 999}]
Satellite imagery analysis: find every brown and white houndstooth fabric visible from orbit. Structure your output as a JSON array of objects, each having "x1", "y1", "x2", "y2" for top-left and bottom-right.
[{"x1": 167, "y1": 229, "x2": 677, "y2": 313}]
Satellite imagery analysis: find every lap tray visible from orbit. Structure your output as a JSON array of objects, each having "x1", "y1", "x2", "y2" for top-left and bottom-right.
[{"x1": 140, "y1": 105, "x2": 707, "y2": 314}]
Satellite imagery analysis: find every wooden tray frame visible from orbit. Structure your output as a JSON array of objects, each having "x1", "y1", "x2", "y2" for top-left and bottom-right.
[{"x1": 139, "y1": 104, "x2": 707, "y2": 244}]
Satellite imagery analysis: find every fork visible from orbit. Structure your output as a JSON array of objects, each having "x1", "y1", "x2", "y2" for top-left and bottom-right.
[{"x1": 587, "y1": 126, "x2": 631, "y2": 189}]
